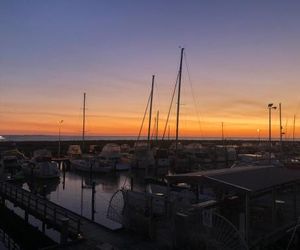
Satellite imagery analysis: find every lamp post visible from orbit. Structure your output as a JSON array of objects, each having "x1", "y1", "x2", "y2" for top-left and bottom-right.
[
  {"x1": 257, "y1": 129, "x2": 260, "y2": 142},
  {"x1": 58, "y1": 120, "x2": 64, "y2": 158},
  {"x1": 268, "y1": 103, "x2": 276, "y2": 162}
]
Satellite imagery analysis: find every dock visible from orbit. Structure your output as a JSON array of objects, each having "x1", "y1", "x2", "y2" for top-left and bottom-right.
[{"x1": 0, "y1": 181, "x2": 158, "y2": 249}]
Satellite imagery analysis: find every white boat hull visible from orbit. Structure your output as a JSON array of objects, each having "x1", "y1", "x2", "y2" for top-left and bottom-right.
[{"x1": 70, "y1": 159, "x2": 113, "y2": 173}]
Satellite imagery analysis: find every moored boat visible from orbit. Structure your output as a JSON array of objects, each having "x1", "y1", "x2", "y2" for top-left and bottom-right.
[
  {"x1": 100, "y1": 143, "x2": 131, "y2": 171},
  {"x1": 21, "y1": 149, "x2": 60, "y2": 179},
  {"x1": 132, "y1": 142, "x2": 155, "y2": 169}
]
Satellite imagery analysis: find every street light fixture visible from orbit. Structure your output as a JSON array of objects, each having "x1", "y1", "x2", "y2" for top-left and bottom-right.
[{"x1": 58, "y1": 120, "x2": 64, "y2": 158}]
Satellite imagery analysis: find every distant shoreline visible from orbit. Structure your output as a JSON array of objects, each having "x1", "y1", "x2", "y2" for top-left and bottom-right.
[
  {"x1": 0, "y1": 136, "x2": 298, "y2": 157},
  {"x1": 0, "y1": 134, "x2": 296, "y2": 142}
]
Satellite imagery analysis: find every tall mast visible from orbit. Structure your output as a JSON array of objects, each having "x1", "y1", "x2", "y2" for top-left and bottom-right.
[
  {"x1": 147, "y1": 75, "x2": 155, "y2": 146},
  {"x1": 279, "y1": 103, "x2": 283, "y2": 147},
  {"x1": 156, "y1": 110, "x2": 159, "y2": 141},
  {"x1": 279, "y1": 103, "x2": 283, "y2": 154},
  {"x1": 293, "y1": 115, "x2": 296, "y2": 143},
  {"x1": 222, "y1": 122, "x2": 224, "y2": 144},
  {"x1": 175, "y1": 48, "x2": 184, "y2": 153},
  {"x1": 82, "y1": 92, "x2": 86, "y2": 150}
]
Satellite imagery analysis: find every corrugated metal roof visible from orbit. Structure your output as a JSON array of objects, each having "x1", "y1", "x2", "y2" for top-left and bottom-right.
[{"x1": 166, "y1": 165, "x2": 300, "y2": 193}]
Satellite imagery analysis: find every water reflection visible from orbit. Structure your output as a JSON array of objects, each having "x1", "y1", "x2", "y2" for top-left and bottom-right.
[
  {"x1": 82, "y1": 172, "x2": 120, "y2": 192},
  {"x1": 26, "y1": 178, "x2": 60, "y2": 197},
  {"x1": 21, "y1": 169, "x2": 146, "y2": 228}
]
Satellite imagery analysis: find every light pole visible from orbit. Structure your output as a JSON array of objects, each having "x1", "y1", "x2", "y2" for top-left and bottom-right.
[
  {"x1": 268, "y1": 103, "x2": 276, "y2": 162},
  {"x1": 257, "y1": 128, "x2": 260, "y2": 142},
  {"x1": 58, "y1": 120, "x2": 64, "y2": 158}
]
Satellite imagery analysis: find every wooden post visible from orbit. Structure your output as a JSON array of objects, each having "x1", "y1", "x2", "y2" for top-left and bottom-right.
[
  {"x1": 42, "y1": 221, "x2": 46, "y2": 233},
  {"x1": 35, "y1": 198, "x2": 38, "y2": 211},
  {"x1": 294, "y1": 184, "x2": 297, "y2": 220},
  {"x1": 62, "y1": 162, "x2": 66, "y2": 190},
  {"x1": 166, "y1": 182, "x2": 171, "y2": 217},
  {"x1": 130, "y1": 176, "x2": 133, "y2": 191},
  {"x1": 80, "y1": 176, "x2": 84, "y2": 216},
  {"x1": 89, "y1": 159, "x2": 93, "y2": 180},
  {"x1": 91, "y1": 182, "x2": 96, "y2": 221},
  {"x1": 272, "y1": 188, "x2": 276, "y2": 227},
  {"x1": 25, "y1": 210, "x2": 29, "y2": 223},
  {"x1": 0, "y1": 195, "x2": 5, "y2": 205},
  {"x1": 60, "y1": 218, "x2": 69, "y2": 245},
  {"x1": 21, "y1": 190, "x2": 24, "y2": 204},
  {"x1": 196, "y1": 184, "x2": 200, "y2": 202},
  {"x1": 77, "y1": 218, "x2": 81, "y2": 235},
  {"x1": 42, "y1": 185, "x2": 47, "y2": 197},
  {"x1": 148, "y1": 195, "x2": 154, "y2": 239},
  {"x1": 245, "y1": 193, "x2": 249, "y2": 243},
  {"x1": 27, "y1": 194, "x2": 31, "y2": 208},
  {"x1": 54, "y1": 207, "x2": 57, "y2": 223},
  {"x1": 145, "y1": 165, "x2": 149, "y2": 178},
  {"x1": 42, "y1": 202, "x2": 47, "y2": 233}
]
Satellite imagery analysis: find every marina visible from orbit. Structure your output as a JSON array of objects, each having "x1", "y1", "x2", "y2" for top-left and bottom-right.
[
  {"x1": 1, "y1": 139, "x2": 300, "y2": 249},
  {"x1": 2, "y1": 1, "x2": 300, "y2": 249}
]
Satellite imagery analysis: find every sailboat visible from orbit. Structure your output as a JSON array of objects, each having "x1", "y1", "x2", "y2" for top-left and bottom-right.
[
  {"x1": 70, "y1": 93, "x2": 89, "y2": 170},
  {"x1": 165, "y1": 48, "x2": 191, "y2": 173},
  {"x1": 70, "y1": 93, "x2": 115, "y2": 173},
  {"x1": 132, "y1": 76, "x2": 155, "y2": 169},
  {"x1": 107, "y1": 48, "x2": 199, "y2": 238}
]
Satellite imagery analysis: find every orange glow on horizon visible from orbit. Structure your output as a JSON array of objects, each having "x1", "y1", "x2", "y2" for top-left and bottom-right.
[{"x1": 1, "y1": 112, "x2": 296, "y2": 139}]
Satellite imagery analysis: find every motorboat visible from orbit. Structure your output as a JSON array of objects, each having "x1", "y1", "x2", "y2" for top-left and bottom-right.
[
  {"x1": 0, "y1": 149, "x2": 27, "y2": 179},
  {"x1": 100, "y1": 143, "x2": 131, "y2": 171},
  {"x1": 22, "y1": 149, "x2": 60, "y2": 179},
  {"x1": 1, "y1": 149, "x2": 26, "y2": 171},
  {"x1": 72, "y1": 156, "x2": 114, "y2": 173},
  {"x1": 68, "y1": 144, "x2": 114, "y2": 173}
]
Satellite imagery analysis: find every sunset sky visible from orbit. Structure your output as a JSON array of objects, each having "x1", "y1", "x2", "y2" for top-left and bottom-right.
[{"x1": 1, "y1": 1, "x2": 300, "y2": 139}]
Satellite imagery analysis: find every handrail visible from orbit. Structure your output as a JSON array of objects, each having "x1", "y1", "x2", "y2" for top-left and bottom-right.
[
  {"x1": 0, "y1": 228, "x2": 21, "y2": 250},
  {"x1": 0, "y1": 181, "x2": 82, "y2": 236}
]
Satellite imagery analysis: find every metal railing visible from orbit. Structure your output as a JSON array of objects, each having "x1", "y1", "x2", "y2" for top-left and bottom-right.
[
  {"x1": 0, "y1": 182, "x2": 82, "y2": 238},
  {"x1": 0, "y1": 228, "x2": 21, "y2": 250}
]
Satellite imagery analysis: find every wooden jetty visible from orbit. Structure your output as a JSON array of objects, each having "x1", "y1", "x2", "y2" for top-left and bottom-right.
[
  {"x1": 0, "y1": 181, "x2": 81, "y2": 244},
  {"x1": 0, "y1": 181, "x2": 158, "y2": 250}
]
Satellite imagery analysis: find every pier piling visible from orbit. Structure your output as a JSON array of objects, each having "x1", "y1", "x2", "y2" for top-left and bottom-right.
[
  {"x1": 91, "y1": 182, "x2": 96, "y2": 221},
  {"x1": 60, "y1": 217, "x2": 69, "y2": 245}
]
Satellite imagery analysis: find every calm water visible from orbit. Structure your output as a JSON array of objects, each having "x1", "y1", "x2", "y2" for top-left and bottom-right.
[
  {"x1": 1, "y1": 169, "x2": 147, "y2": 248},
  {"x1": 21, "y1": 169, "x2": 146, "y2": 229}
]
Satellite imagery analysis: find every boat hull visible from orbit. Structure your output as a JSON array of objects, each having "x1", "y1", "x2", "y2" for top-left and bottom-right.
[
  {"x1": 22, "y1": 161, "x2": 60, "y2": 179},
  {"x1": 70, "y1": 159, "x2": 113, "y2": 173}
]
